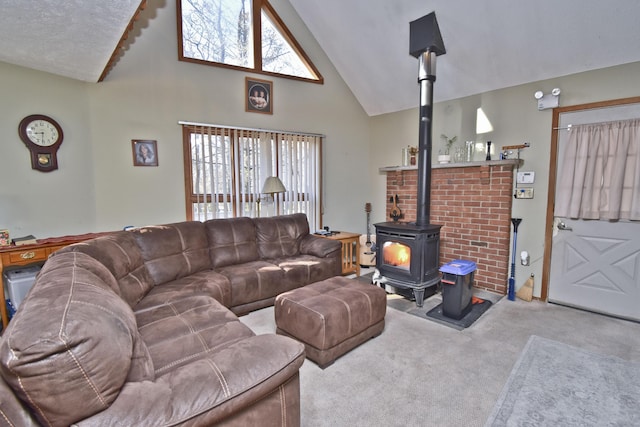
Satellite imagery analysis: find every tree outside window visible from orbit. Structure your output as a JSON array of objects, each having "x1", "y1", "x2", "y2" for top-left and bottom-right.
[{"x1": 178, "y1": 0, "x2": 322, "y2": 82}]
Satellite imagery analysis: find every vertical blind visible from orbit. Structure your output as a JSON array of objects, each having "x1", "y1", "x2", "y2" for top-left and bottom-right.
[
  {"x1": 556, "y1": 118, "x2": 640, "y2": 220},
  {"x1": 182, "y1": 123, "x2": 322, "y2": 229}
]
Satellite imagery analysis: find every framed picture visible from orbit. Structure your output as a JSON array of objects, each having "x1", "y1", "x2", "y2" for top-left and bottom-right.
[
  {"x1": 246, "y1": 77, "x2": 273, "y2": 114},
  {"x1": 132, "y1": 139, "x2": 158, "y2": 167}
]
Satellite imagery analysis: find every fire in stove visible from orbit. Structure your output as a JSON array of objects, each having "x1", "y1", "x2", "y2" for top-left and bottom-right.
[
  {"x1": 374, "y1": 222, "x2": 441, "y2": 307},
  {"x1": 382, "y1": 242, "x2": 411, "y2": 270}
]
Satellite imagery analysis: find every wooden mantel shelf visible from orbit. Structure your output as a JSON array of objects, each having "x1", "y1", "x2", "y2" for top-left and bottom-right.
[{"x1": 379, "y1": 159, "x2": 523, "y2": 172}]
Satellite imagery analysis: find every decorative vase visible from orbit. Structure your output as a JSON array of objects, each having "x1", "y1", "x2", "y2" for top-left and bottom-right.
[
  {"x1": 453, "y1": 147, "x2": 464, "y2": 163},
  {"x1": 402, "y1": 148, "x2": 410, "y2": 166},
  {"x1": 486, "y1": 141, "x2": 492, "y2": 161},
  {"x1": 437, "y1": 154, "x2": 450, "y2": 164},
  {"x1": 410, "y1": 155, "x2": 416, "y2": 165},
  {"x1": 465, "y1": 141, "x2": 475, "y2": 162}
]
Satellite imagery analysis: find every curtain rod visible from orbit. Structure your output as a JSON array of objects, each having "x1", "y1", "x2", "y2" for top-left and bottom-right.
[
  {"x1": 178, "y1": 120, "x2": 325, "y2": 138},
  {"x1": 554, "y1": 117, "x2": 640, "y2": 130}
]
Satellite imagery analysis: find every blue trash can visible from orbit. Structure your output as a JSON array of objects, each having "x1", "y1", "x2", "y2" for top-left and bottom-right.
[{"x1": 439, "y1": 260, "x2": 476, "y2": 320}]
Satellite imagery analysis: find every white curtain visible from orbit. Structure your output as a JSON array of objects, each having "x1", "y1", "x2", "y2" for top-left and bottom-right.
[{"x1": 556, "y1": 118, "x2": 640, "y2": 220}]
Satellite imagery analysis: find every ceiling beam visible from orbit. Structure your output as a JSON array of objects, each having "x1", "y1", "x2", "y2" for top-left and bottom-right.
[{"x1": 98, "y1": 0, "x2": 148, "y2": 82}]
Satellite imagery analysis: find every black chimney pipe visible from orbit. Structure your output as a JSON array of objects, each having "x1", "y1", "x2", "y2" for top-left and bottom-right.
[
  {"x1": 415, "y1": 52, "x2": 435, "y2": 226},
  {"x1": 409, "y1": 12, "x2": 446, "y2": 227}
]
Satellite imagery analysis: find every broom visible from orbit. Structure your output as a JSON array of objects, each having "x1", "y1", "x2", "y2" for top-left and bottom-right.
[{"x1": 516, "y1": 273, "x2": 534, "y2": 302}]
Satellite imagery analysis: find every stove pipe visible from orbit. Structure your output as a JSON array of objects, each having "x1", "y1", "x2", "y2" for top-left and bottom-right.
[
  {"x1": 416, "y1": 51, "x2": 436, "y2": 226},
  {"x1": 409, "y1": 12, "x2": 446, "y2": 227}
]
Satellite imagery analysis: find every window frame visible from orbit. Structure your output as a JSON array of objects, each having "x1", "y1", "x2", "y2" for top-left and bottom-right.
[
  {"x1": 181, "y1": 123, "x2": 324, "y2": 228},
  {"x1": 176, "y1": 0, "x2": 323, "y2": 84}
]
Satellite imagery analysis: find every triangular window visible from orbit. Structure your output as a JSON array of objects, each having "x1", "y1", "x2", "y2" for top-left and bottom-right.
[{"x1": 178, "y1": 0, "x2": 322, "y2": 83}]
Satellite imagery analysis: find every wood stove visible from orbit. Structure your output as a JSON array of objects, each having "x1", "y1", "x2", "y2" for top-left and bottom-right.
[
  {"x1": 374, "y1": 12, "x2": 446, "y2": 307},
  {"x1": 375, "y1": 221, "x2": 441, "y2": 306}
]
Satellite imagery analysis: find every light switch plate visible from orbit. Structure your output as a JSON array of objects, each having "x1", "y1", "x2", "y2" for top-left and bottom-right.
[
  {"x1": 517, "y1": 171, "x2": 535, "y2": 184},
  {"x1": 514, "y1": 188, "x2": 534, "y2": 199}
]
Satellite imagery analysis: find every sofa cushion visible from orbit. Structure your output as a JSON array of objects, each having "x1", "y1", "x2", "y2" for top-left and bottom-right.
[
  {"x1": 135, "y1": 269, "x2": 232, "y2": 310},
  {"x1": 254, "y1": 213, "x2": 309, "y2": 259},
  {"x1": 132, "y1": 221, "x2": 211, "y2": 286},
  {"x1": 271, "y1": 254, "x2": 341, "y2": 288},
  {"x1": 135, "y1": 295, "x2": 254, "y2": 376},
  {"x1": 206, "y1": 217, "x2": 259, "y2": 268},
  {"x1": 0, "y1": 252, "x2": 150, "y2": 427},
  {"x1": 56, "y1": 231, "x2": 153, "y2": 307},
  {"x1": 216, "y1": 261, "x2": 286, "y2": 308}
]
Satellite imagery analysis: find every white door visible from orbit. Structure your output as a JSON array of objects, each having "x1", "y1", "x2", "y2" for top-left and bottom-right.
[
  {"x1": 549, "y1": 218, "x2": 640, "y2": 321},
  {"x1": 549, "y1": 104, "x2": 640, "y2": 321}
]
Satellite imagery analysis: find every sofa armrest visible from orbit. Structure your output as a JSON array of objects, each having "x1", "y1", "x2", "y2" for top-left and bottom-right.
[
  {"x1": 0, "y1": 377, "x2": 40, "y2": 427},
  {"x1": 300, "y1": 234, "x2": 342, "y2": 258},
  {"x1": 76, "y1": 334, "x2": 305, "y2": 427}
]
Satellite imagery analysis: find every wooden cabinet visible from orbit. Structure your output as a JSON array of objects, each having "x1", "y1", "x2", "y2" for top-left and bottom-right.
[
  {"x1": 6, "y1": 247, "x2": 49, "y2": 265},
  {"x1": 317, "y1": 232, "x2": 361, "y2": 276}
]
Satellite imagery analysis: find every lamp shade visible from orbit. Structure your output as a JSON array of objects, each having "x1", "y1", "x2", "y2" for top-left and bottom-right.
[{"x1": 262, "y1": 176, "x2": 286, "y2": 194}]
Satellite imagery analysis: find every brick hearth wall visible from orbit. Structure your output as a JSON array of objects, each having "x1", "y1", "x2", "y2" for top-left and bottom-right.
[{"x1": 384, "y1": 164, "x2": 515, "y2": 294}]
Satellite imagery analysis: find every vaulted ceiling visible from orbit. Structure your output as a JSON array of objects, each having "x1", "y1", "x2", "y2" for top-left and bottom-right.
[
  {"x1": 0, "y1": 0, "x2": 145, "y2": 83},
  {"x1": 2, "y1": 1, "x2": 640, "y2": 116}
]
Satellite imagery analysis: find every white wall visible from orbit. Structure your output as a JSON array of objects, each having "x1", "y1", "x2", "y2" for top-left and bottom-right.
[
  {"x1": 0, "y1": 65, "x2": 96, "y2": 238},
  {"x1": 0, "y1": 0, "x2": 372, "y2": 239},
  {"x1": 370, "y1": 61, "x2": 640, "y2": 297}
]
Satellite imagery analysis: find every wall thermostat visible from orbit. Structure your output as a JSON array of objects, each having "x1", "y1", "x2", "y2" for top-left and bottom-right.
[{"x1": 516, "y1": 171, "x2": 535, "y2": 184}]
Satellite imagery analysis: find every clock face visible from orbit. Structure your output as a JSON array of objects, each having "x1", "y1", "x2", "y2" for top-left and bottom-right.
[
  {"x1": 25, "y1": 119, "x2": 60, "y2": 146},
  {"x1": 18, "y1": 114, "x2": 64, "y2": 172}
]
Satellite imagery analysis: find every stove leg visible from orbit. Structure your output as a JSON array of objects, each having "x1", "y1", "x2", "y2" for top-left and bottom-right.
[{"x1": 414, "y1": 289, "x2": 425, "y2": 307}]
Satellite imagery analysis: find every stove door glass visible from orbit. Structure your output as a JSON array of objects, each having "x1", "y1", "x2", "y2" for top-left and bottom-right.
[{"x1": 382, "y1": 241, "x2": 411, "y2": 271}]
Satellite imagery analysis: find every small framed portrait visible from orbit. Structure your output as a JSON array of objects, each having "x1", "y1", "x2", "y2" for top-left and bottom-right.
[
  {"x1": 132, "y1": 139, "x2": 158, "y2": 167},
  {"x1": 246, "y1": 77, "x2": 273, "y2": 114}
]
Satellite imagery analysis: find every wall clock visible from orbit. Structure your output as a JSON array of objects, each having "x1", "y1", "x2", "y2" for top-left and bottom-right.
[{"x1": 18, "y1": 114, "x2": 64, "y2": 172}]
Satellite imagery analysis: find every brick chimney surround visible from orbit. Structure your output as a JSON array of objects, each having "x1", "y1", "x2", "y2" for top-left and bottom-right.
[{"x1": 380, "y1": 159, "x2": 522, "y2": 295}]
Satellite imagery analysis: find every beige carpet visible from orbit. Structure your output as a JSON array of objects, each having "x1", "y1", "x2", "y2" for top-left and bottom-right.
[{"x1": 240, "y1": 293, "x2": 640, "y2": 426}]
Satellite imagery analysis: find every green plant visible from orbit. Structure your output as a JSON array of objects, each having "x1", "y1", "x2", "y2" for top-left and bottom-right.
[{"x1": 440, "y1": 134, "x2": 457, "y2": 155}]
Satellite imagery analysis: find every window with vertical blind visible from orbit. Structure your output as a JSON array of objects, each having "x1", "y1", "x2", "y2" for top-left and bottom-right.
[{"x1": 181, "y1": 122, "x2": 323, "y2": 229}]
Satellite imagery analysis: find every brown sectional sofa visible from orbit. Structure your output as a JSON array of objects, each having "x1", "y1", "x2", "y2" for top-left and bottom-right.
[{"x1": 0, "y1": 213, "x2": 341, "y2": 426}]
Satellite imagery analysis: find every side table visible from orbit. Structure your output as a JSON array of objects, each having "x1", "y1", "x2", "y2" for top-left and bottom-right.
[{"x1": 317, "y1": 231, "x2": 360, "y2": 276}]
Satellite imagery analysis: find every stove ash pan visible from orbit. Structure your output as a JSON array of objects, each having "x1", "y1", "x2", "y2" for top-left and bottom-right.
[{"x1": 374, "y1": 222, "x2": 441, "y2": 307}]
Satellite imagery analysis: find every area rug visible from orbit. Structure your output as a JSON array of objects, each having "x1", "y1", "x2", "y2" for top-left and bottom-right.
[{"x1": 485, "y1": 335, "x2": 640, "y2": 426}]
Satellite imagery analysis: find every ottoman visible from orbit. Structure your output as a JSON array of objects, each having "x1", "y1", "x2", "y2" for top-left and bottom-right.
[{"x1": 275, "y1": 276, "x2": 386, "y2": 368}]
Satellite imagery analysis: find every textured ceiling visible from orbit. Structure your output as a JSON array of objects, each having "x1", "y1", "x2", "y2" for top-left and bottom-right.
[
  {"x1": 1, "y1": 1, "x2": 640, "y2": 116},
  {"x1": 0, "y1": 0, "x2": 142, "y2": 82}
]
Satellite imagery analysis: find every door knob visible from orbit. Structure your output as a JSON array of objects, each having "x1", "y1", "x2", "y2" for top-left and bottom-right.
[{"x1": 557, "y1": 221, "x2": 573, "y2": 231}]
